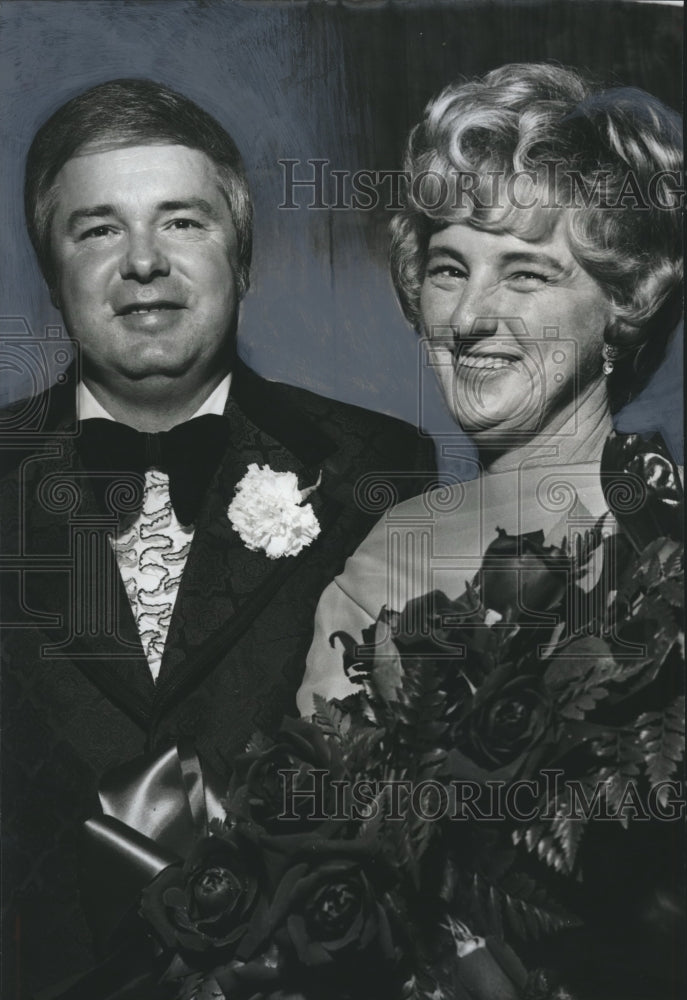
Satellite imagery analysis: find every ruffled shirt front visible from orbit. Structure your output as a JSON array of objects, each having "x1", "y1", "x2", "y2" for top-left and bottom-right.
[
  {"x1": 298, "y1": 461, "x2": 609, "y2": 713},
  {"x1": 77, "y1": 379, "x2": 231, "y2": 680}
]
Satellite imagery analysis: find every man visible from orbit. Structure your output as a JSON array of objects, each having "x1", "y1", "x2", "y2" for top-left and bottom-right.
[{"x1": 0, "y1": 79, "x2": 435, "y2": 996}]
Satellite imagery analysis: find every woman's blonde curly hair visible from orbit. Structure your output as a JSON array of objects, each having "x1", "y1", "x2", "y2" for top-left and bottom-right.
[{"x1": 390, "y1": 63, "x2": 683, "y2": 406}]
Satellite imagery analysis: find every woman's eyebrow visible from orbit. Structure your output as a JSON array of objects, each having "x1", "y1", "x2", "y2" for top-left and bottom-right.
[
  {"x1": 498, "y1": 251, "x2": 567, "y2": 273},
  {"x1": 426, "y1": 245, "x2": 466, "y2": 262}
]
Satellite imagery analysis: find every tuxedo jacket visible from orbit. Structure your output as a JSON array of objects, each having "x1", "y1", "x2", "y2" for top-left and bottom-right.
[{"x1": 0, "y1": 361, "x2": 436, "y2": 996}]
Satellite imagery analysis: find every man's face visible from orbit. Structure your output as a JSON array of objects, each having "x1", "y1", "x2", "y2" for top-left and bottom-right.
[{"x1": 50, "y1": 143, "x2": 239, "y2": 389}]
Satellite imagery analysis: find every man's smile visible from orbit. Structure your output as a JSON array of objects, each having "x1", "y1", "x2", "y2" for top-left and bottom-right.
[
  {"x1": 115, "y1": 300, "x2": 188, "y2": 332},
  {"x1": 116, "y1": 300, "x2": 185, "y2": 316}
]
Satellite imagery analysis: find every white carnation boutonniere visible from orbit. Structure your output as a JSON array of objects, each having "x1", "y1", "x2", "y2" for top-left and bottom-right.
[{"x1": 227, "y1": 464, "x2": 322, "y2": 559}]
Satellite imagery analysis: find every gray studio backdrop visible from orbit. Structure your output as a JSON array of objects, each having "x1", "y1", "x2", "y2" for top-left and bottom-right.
[{"x1": 1, "y1": 0, "x2": 683, "y2": 473}]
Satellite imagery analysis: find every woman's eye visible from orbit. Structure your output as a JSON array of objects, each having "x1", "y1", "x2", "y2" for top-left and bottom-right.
[
  {"x1": 426, "y1": 264, "x2": 468, "y2": 281},
  {"x1": 509, "y1": 271, "x2": 549, "y2": 286}
]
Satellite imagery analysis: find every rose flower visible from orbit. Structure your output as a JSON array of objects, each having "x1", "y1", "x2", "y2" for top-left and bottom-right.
[
  {"x1": 480, "y1": 528, "x2": 570, "y2": 625},
  {"x1": 231, "y1": 717, "x2": 345, "y2": 831},
  {"x1": 461, "y1": 672, "x2": 554, "y2": 770},
  {"x1": 268, "y1": 854, "x2": 403, "y2": 997},
  {"x1": 140, "y1": 834, "x2": 260, "y2": 956}
]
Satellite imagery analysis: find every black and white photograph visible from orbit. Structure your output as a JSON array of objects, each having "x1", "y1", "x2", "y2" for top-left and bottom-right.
[{"x1": 1, "y1": 2, "x2": 684, "y2": 998}]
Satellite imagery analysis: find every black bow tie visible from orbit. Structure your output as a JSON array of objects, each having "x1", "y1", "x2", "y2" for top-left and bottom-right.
[{"x1": 76, "y1": 414, "x2": 232, "y2": 525}]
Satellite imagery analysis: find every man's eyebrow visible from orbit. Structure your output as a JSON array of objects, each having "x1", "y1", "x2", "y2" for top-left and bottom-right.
[
  {"x1": 66, "y1": 205, "x2": 116, "y2": 231},
  {"x1": 66, "y1": 198, "x2": 222, "y2": 232},
  {"x1": 156, "y1": 198, "x2": 220, "y2": 219}
]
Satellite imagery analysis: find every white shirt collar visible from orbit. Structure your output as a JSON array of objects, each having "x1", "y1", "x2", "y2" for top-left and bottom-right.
[{"x1": 76, "y1": 374, "x2": 232, "y2": 423}]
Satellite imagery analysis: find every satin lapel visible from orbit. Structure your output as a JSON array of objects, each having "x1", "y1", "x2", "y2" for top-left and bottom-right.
[
  {"x1": 153, "y1": 391, "x2": 341, "y2": 714},
  {"x1": 18, "y1": 429, "x2": 156, "y2": 728}
]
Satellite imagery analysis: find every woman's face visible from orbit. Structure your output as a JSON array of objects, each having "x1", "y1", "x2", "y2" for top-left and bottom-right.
[{"x1": 419, "y1": 219, "x2": 617, "y2": 448}]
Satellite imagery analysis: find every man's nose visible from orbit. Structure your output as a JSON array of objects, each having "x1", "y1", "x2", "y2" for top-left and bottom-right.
[
  {"x1": 119, "y1": 229, "x2": 170, "y2": 282},
  {"x1": 449, "y1": 279, "x2": 499, "y2": 341}
]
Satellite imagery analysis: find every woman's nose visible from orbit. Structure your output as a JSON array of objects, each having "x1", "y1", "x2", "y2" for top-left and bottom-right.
[
  {"x1": 119, "y1": 229, "x2": 170, "y2": 282},
  {"x1": 449, "y1": 280, "x2": 499, "y2": 340}
]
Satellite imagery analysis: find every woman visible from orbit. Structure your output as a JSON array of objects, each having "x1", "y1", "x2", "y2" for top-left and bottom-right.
[
  {"x1": 297, "y1": 62, "x2": 683, "y2": 999},
  {"x1": 298, "y1": 62, "x2": 682, "y2": 710}
]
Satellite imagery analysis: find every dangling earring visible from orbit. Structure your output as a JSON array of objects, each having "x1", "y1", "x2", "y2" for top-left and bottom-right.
[{"x1": 602, "y1": 342, "x2": 621, "y2": 376}]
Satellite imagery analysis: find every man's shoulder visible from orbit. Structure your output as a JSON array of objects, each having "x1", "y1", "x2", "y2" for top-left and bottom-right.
[
  {"x1": 259, "y1": 376, "x2": 420, "y2": 445},
  {"x1": 0, "y1": 379, "x2": 75, "y2": 480},
  {"x1": 1, "y1": 378, "x2": 74, "y2": 434},
  {"x1": 232, "y1": 361, "x2": 436, "y2": 475}
]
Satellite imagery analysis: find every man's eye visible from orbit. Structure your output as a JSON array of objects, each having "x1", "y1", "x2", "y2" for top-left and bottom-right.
[
  {"x1": 168, "y1": 218, "x2": 203, "y2": 230},
  {"x1": 80, "y1": 225, "x2": 115, "y2": 240}
]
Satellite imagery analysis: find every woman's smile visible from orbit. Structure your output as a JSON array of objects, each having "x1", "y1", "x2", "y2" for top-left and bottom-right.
[{"x1": 453, "y1": 349, "x2": 523, "y2": 371}]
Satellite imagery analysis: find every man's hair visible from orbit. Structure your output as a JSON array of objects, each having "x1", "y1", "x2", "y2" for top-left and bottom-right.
[
  {"x1": 25, "y1": 78, "x2": 253, "y2": 299},
  {"x1": 390, "y1": 63, "x2": 683, "y2": 406}
]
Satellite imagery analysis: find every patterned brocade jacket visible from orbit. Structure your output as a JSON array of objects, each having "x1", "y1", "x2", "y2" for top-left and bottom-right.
[{"x1": 0, "y1": 359, "x2": 436, "y2": 997}]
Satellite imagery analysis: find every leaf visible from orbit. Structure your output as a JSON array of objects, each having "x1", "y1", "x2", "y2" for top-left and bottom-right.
[
  {"x1": 392, "y1": 657, "x2": 450, "y2": 765},
  {"x1": 380, "y1": 658, "x2": 452, "y2": 868},
  {"x1": 589, "y1": 758, "x2": 650, "y2": 828},
  {"x1": 545, "y1": 638, "x2": 617, "y2": 720},
  {"x1": 512, "y1": 822, "x2": 544, "y2": 854},
  {"x1": 538, "y1": 833, "x2": 567, "y2": 873},
  {"x1": 545, "y1": 638, "x2": 615, "y2": 684},
  {"x1": 661, "y1": 542, "x2": 683, "y2": 579},
  {"x1": 369, "y1": 616, "x2": 404, "y2": 702},
  {"x1": 635, "y1": 696, "x2": 685, "y2": 786},
  {"x1": 341, "y1": 725, "x2": 386, "y2": 779},
  {"x1": 514, "y1": 800, "x2": 586, "y2": 875},
  {"x1": 550, "y1": 807, "x2": 585, "y2": 874},
  {"x1": 243, "y1": 730, "x2": 272, "y2": 755},
  {"x1": 208, "y1": 816, "x2": 229, "y2": 838},
  {"x1": 486, "y1": 882, "x2": 504, "y2": 939},
  {"x1": 639, "y1": 593, "x2": 681, "y2": 641},
  {"x1": 330, "y1": 628, "x2": 375, "y2": 686},
  {"x1": 558, "y1": 687, "x2": 608, "y2": 720},
  {"x1": 312, "y1": 693, "x2": 345, "y2": 741},
  {"x1": 470, "y1": 871, "x2": 579, "y2": 942},
  {"x1": 658, "y1": 579, "x2": 685, "y2": 608},
  {"x1": 175, "y1": 973, "x2": 224, "y2": 1000}
]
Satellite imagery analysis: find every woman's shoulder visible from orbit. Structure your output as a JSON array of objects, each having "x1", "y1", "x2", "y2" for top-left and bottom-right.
[
  {"x1": 331, "y1": 462, "x2": 607, "y2": 619},
  {"x1": 332, "y1": 476, "x2": 484, "y2": 616}
]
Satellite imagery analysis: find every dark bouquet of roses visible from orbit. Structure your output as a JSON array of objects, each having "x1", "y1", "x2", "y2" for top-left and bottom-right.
[
  {"x1": 323, "y1": 433, "x2": 685, "y2": 992},
  {"x1": 74, "y1": 434, "x2": 683, "y2": 1000},
  {"x1": 137, "y1": 716, "x2": 413, "y2": 1000},
  {"x1": 335, "y1": 436, "x2": 683, "y2": 887},
  {"x1": 136, "y1": 714, "x2": 533, "y2": 1000}
]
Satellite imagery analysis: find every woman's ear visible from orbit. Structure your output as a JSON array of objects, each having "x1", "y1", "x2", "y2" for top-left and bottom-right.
[
  {"x1": 604, "y1": 297, "x2": 647, "y2": 354},
  {"x1": 607, "y1": 262, "x2": 683, "y2": 351},
  {"x1": 606, "y1": 316, "x2": 648, "y2": 351}
]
